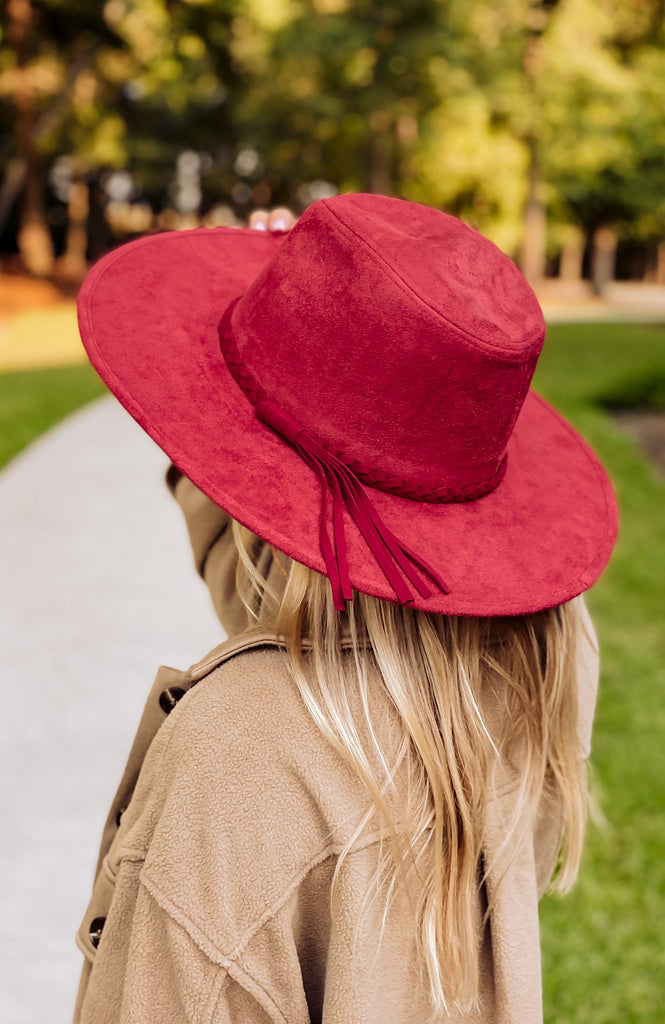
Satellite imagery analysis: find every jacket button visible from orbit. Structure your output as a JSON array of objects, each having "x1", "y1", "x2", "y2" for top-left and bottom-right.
[
  {"x1": 89, "y1": 917, "x2": 106, "y2": 949},
  {"x1": 159, "y1": 686, "x2": 186, "y2": 714}
]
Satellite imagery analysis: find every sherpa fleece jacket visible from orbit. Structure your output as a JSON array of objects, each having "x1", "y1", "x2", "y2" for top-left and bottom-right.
[{"x1": 72, "y1": 468, "x2": 600, "y2": 1024}]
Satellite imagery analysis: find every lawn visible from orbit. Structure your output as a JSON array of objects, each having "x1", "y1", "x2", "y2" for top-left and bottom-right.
[
  {"x1": 0, "y1": 363, "x2": 106, "y2": 469},
  {"x1": 533, "y1": 323, "x2": 665, "y2": 1024},
  {"x1": 1, "y1": 321, "x2": 664, "y2": 1021}
]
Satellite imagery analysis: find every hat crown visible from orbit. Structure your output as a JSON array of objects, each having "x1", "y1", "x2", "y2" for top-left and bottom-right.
[{"x1": 231, "y1": 194, "x2": 545, "y2": 497}]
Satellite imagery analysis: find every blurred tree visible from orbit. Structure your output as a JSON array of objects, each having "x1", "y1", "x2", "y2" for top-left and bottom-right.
[
  {"x1": 101, "y1": 0, "x2": 241, "y2": 218},
  {"x1": 4, "y1": 0, "x2": 54, "y2": 275},
  {"x1": 232, "y1": 0, "x2": 444, "y2": 210},
  {"x1": 408, "y1": 0, "x2": 665, "y2": 282},
  {"x1": 1, "y1": 0, "x2": 664, "y2": 280},
  {"x1": 0, "y1": 0, "x2": 241, "y2": 275},
  {"x1": 541, "y1": 0, "x2": 665, "y2": 288},
  {"x1": 0, "y1": 0, "x2": 125, "y2": 274},
  {"x1": 408, "y1": 0, "x2": 563, "y2": 274}
]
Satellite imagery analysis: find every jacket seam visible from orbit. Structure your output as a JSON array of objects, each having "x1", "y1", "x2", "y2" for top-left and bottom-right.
[
  {"x1": 216, "y1": 961, "x2": 289, "y2": 1024},
  {"x1": 139, "y1": 828, "x2": 386, "y2": 971},
  {"x1": 202, "y1": 970, "x2": 228, "y2": 1024},
  {"x1": 112, "y1": 848, "x2": 146, "y2": 865}
]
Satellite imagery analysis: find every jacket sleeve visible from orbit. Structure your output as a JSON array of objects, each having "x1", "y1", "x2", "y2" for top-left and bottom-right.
[{"x1": 166, "y1": 464, "x2": 273, "y2": 638}]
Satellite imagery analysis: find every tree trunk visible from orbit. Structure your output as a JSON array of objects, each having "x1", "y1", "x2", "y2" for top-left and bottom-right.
[
  {"x1": 520, "y1": 153, "x2": 547, "y2": 285},
  {"x1": 559, "y1": 224, "x2": 584, "y2": 281},
  {"x1": 656, "y1": 241, "x2": 665, "y2": 285},
  {"x1": 366, "y1": 110, "x2": 392, "y2": 195},
  {"x1": 642, "y1": 241, "x2": 665, "y2": 284},
  {"x1": 58, "y1": 178, "x2": 89, "y2": 280},
  {"x1": 591, "y1": 225, "x2": 618, "y2": 295},
  {"x1": 18, "y1": 166, "x2": 55, "y2": 277},
  {"x1": 8, "y1": 0, "x2": 54, "y2": 276},
  {"x1": 0, "y1": 156, "x2": 28, "y2": 237},
  {"x1": 518, "y1": 16, "x2": 550, "y2": 285},
  {"x1": 395, "y1": 110, "x2": 418, "y2": 197},
  {"x1": 87, "y1": 174, "x2": 111, "y2": 262}
]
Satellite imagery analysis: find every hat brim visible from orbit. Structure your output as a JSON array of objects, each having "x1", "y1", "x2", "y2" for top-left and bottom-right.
[{"x1": 78, "y1": 227, "x2": 617, "y2": 617}]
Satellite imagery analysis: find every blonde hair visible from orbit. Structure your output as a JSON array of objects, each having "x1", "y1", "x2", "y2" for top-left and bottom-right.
[{"x1": 232, "y1": 521, "x2": 588, "y2": 1017}]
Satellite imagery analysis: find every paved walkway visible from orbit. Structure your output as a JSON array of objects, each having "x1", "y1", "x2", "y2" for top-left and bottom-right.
[
  {"x1": 538, "y1": 281, "x2": 665, "y2": 322},
  {"x1": 0, "y1": 397, "x2": 222, "y2": 1024}
]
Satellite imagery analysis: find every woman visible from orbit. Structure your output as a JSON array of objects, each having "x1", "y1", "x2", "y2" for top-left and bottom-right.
[{"x1": 73, "y1": 194, "x2": 617, "y2": 1023}]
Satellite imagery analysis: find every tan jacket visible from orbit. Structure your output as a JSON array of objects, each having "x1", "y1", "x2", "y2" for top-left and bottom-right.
[{"x1": 73, "y1": 470, "x2": 600, "y2": 1024}]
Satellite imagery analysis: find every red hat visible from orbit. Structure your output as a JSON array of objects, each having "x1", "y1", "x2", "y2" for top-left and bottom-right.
[{"x1": 77, "y1": 193, "x2": 617, "y2": 616}]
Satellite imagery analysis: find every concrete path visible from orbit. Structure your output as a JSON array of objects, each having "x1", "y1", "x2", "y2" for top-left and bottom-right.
[
  {"x1": 0, "y1": 397, "x2": 223, "y2": 1024},
  {"x1": 539, "y1": 281, "x2": 665, "y2": 322}
]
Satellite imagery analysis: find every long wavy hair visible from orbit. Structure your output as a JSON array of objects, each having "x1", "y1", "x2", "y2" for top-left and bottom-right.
[{"x1": 231, "y1": 521, "x2": 588, "y2": 1017}]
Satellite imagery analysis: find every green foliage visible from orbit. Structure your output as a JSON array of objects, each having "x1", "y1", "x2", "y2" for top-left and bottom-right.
[
  {"x1": 408, "y1": 80, "x2": 530, "y2": 253},
  {"x1": 105, "y1": 0, "x2": 241, "y2": 194},
  {"x1": 233, "y1": 0, "x2": 444, "y2": 201},
  {"x1": 9, "y1": 0, "x2": 129, "y2": 167},
  {"x1": 0, "y1": 0, "x2": 243, "y2": 212},
  {"x1": 540, "y1": 2, "x2": 665, "y2": 236},
  {"x1": 2, "y1": 1, "x2": 665, "y2": 253},
  {"x1": 410, "y1": 0, "x2": 665, "y2": 245},
  {"x1": 598, "y1": 367, "x2": 665, "y2": 411}
]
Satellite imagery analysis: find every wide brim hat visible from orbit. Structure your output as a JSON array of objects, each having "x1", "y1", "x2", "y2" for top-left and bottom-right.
[{"x1": 78, "y1": 194, "x2": 617, "y2": 616}]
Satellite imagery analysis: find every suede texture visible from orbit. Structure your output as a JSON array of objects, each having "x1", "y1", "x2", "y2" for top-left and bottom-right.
[
  {"x1": 72, "y1": 475, "x2": 601, "y2": 1024},
  {"x1": 77, "y1": 194, "x2": 617, "y2": 615},
  {"x1": 231, "y1": 198, "x2": 543, "y2": 490}
]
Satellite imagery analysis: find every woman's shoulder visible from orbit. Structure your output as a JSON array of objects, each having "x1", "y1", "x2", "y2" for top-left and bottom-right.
[
  {"x1": 176, "y1": 632, "x2": 324, "y2": 761},
  {"x1": 107, "y1": 632, "x2": 381, "y2": 965},
  {"x1": 179, "y1": 636, "x2": 377, "y2": 821},
  {"x1": 139, "y1": 636, "x2": 376, "y2": 852}
]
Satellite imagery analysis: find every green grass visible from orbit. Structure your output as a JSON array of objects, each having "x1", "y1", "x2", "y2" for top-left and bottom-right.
[
  {"x1": 1, "y1": 324, "x2": 664, "y2": 1021},
  {"x1": 533, "y1": 323, "x2": 665, "y2": 1024},
  {"x1": 0, "y1": 363, "x2": 107, "y2": 469}
]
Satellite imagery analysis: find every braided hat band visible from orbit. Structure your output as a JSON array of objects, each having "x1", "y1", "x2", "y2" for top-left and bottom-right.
[{"x1": 218, "y1": 298, "x2": 508, "y2": 505}]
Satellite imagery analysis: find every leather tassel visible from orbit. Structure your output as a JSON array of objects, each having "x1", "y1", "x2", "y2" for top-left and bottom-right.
[{"x1": 255, "y1": 400, "x2": 450, "y2": 611}]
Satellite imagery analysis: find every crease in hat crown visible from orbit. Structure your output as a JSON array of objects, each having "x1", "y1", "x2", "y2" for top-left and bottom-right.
[{"x1": 225, "y1": 194, "x2": 546, "y2": 500}]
